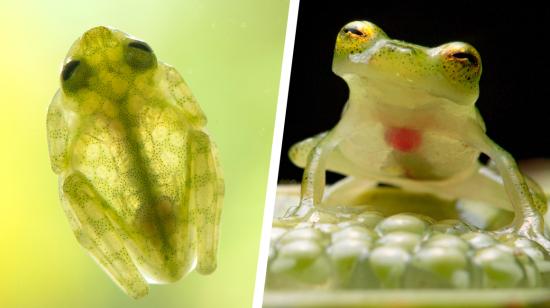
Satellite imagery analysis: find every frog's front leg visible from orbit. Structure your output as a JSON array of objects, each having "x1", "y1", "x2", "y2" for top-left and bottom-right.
[
  {"x1": 466, "y1": 128, "x2": 550, "y2": 251},
  {"x1": 188, "y1": 130, "x2": 224, "y2": 274},
  {"x1": 285, "y1": 131, "x2": 343, "y2": 220},
  {"x1": 61, "y1": 172, "x2": 148, "y2": 299}
]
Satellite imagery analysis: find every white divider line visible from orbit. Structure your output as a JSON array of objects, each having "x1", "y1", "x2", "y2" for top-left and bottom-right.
[{"x1": 252, "y1": 0, "x2": 300, "y2": 307}]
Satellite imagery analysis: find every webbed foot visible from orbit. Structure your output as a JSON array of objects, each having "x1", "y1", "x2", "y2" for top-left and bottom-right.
[
  {"x1": 492, "y1": 219, "x2": 550, "y2": 253},
  {"x1": 275, "y1": 204, "x2": 317, "y2": 228}
]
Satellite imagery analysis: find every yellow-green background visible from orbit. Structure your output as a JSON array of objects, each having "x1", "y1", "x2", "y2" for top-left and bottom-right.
[{"x1": 0, "y1": 0, "x2": 288, "y2": 307}]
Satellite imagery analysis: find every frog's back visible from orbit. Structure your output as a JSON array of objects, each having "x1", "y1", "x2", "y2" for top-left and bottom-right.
[{"x1": 66, "y1": 83, "x2": 197, "y2": 282}]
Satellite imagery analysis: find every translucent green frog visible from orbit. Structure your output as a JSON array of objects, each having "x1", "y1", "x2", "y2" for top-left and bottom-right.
[
  {"x1": 287, "y1": 21, "x2": 550, "y2": 251},
  {"x1": 46, "y1": 26, "x2": 224, "y2": 298}
]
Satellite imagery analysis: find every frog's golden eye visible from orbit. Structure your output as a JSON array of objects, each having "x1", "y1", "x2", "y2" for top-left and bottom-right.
[
  {"x1": 62, "y1": 60, "x2": 80, "y2": 81},
  {"x1": 125, "y1": 40, "x2": 156, "y2": 70},
  {"x1": 343, "y1": 27, "x2": 366, "y2": 37},
  {"x1": 448, "y1": 50, "x2": 480, "y2": 67},
  {"x1": 438, "y1": 43, "x2": 482, "y2": 91},
  {"x1": 334, "y1": 21, "x2": 387, "y2": 60}
]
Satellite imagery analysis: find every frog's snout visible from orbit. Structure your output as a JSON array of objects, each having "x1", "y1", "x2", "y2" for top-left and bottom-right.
[
  {"x1": 80, "y1": 26, "x2": 116, "y2": 49},
  {"x1": 382, "y1": 41, "x2": 419, "y2": 55}
]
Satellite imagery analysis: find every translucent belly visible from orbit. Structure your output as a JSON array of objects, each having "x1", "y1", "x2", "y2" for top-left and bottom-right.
[{"x1": 336, "y1": 122, "x2": 479, "y2": 181}]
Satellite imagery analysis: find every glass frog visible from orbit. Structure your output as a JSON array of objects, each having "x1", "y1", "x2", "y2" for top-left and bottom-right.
[
  {"x1": 286, "y1": 21, "x2": 550, "y2": 252},
  {"x1": 46, "y1": 26, "x2": 224, "y2": 298}
]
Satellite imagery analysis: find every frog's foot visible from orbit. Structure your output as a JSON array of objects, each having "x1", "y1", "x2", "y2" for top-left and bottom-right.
[
  {"x1": 277, "y1": 202, "x2": 356, "y2": 228},
  {"x1": 278, "y1": 204, "x2": 316, "y2": 227},
  {"x1": 492, "y1": 220, "x2": 550, "y2": 253}
]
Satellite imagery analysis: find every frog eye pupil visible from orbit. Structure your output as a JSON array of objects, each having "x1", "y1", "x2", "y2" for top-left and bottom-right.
[
  {"x1": 344, "y1": 28, "x2": 364, "y2": 36},
  {"x1": 128, "y1": 41, "x2": 153, "y2": 53},
  {"x1": 62, "y1": 60, "x2": 80, "y2": 81},
  {"x1": 451, "y1": 52, "x2": 478, "y2": 66}
]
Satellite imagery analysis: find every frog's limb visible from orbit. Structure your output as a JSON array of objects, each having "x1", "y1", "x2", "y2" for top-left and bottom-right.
[
  {"x1": 288, "y1": 130, "x2": 363, "y2": 217},
  {"x1": 288, "y1": 132, "x2": 328, "y2": 167},
  {"x1": 286, "y1": 131, "x2": 344, "y2": 219},
  {"x1": 159, "y1": 63, "x2": 207, "y2": 127},
  {"x1": 319, "y1": 164, "x2": 510, "y2": 211},
  {"x1": 188, "y1": 130, "x2": 224, "y2": 274},
  {"x1": 379, "y1": 165, "x2": 511, "y2": 210},
  {"x1": 465, "y1": 130, "x2": 550, "y2": 250},
  {"x1": 61, "y1": 172, "x2": 149, "y2": 299},
  {"x1": 46, "y1": 91, "x2": 71, "y2": 173}
]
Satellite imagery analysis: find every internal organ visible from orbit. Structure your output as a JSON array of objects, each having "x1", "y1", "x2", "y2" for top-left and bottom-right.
[{"x1": 384, "y1": 127, "x2": 422, "y2": 152}]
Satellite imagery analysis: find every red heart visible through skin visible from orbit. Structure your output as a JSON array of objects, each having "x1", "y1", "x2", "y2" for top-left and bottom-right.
[{"x1": 384, "y1": 127, "x2": 422, "y2": 152}]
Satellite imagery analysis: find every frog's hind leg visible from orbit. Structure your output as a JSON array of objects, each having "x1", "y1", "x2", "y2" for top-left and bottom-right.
[
  {"x1": 187, "y1": 130, "x2": 224, "y2": 275},
  {"x1": 61, "y1": 172, "x2": 148, "y2": 299}
]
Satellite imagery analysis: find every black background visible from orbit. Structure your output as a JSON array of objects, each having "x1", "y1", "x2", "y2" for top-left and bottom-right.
[{"x1": 278, "y1": 1, "x2": 550, "y2": 183}]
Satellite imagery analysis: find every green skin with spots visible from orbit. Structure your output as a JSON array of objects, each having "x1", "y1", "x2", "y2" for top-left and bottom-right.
[
  {"x1": 46, "y1": 26, "x2": 224, "y2": 299},
  {"x1": 286, "y1": 20, "x2": 550, "y2": 254}
]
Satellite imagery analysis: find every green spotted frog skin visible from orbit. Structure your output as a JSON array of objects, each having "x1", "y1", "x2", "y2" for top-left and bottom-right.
[
  {"x1": 287, "y1": 21, "x2": 550, "y2": 253},
  {"x1": 46, "y1": 27, "x2": 224, "y2": 298}
]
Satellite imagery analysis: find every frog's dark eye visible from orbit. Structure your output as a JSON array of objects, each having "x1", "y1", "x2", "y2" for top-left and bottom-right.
[
  {"x1": 61, "y1": 59, "x2": 88, "y2": 92},
  {"x1": 343, "y1": 27, "x2": 365, "y2": 36},
  {"x1": 62, "y1": 60, "x2": 80, "y2": 81},
  {"x1": 128, "y1": 41, "x2": 153, "y2": 53},
  {"x1": 125, "y1": 40, "x2": 156, "y2": 70},
  {"x1": 450, "y1": 51, "x2": 479, "y2": 66}
]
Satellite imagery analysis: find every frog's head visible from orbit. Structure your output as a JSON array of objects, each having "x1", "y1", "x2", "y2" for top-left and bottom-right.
[
  {"x1": 60, "y1": 26, "x2": 157, "y2": 100},
  {"x1": 333, "y1": 21, "x2": 482, "y2": 105}
]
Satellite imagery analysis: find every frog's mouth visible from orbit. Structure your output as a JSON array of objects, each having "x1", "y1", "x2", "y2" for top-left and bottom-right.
[{"x1": 349, "y1": 73, "x2": 465, "y2": 109}]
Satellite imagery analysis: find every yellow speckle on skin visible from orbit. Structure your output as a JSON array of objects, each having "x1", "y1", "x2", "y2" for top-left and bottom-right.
[
  {"x1": 111, "y1": 76, "x2": 129, "y2": 96},
  {"x1": 161, "y1": 151, "x2": 178, "y2": 167},
  {"x1": 106, "y1": 48, "x2": 120, "y2": 62},
  {"x1": 99, "y1": 71, "x2": 113, "y2": 84},
  {"x1": 96, "y1": 165, "x2": 109, "y2": 179},
  {"x1": 86, "y1": 51, "x2": 102, "y2": 64},
  {"x1": 103, "y1": 101, "x2": 119, "y2": 117},
  {"x1": 143, "y1": 137, "x2": 154, "y2": 153},
  {"x1": 126, "y1": 194, "x2": 141, "y2": 210},
  {"x1": 169, "y1": 132, "x2": 184, "y2": 147},
  {"x1": 86, "y1": 144, "x2": 100, "y2": 160},
  {"x1": 135, "y1": 74, "x2": 154, "y2": 99},
  {"x1": 152, "y1": 126, "x2": 168, "y2": 142},
  {"x1": 127, "y1": 95, "x2": 145, "y2": 115},
  {"x1": 176, "y1": 83, "x2": 193, "y2": 97},
  {"x1": 80, "y1": 98, "x2": 100, "y2": 115},
  {"x1": 109, "y1": 121, "x2": 126, "y2": 137}
]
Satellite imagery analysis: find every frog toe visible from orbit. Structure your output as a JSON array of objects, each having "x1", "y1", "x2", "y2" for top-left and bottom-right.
[
  {"x1": 493, "y1": 222, "x2": 550, "y2": 253},
  {"x1": 517, "y1": 226, "x2": 550, "y2": 253}
]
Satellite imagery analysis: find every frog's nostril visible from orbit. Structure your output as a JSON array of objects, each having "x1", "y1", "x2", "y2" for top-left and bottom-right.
[{"x1": 451, "y1": 52, "x2": 478, "y2": 66}]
